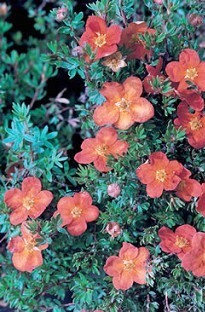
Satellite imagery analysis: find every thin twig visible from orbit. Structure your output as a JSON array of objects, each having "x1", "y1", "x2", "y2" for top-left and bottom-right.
[{"x1": 165, "y1": 292, "x2": 170, "y2": 312}]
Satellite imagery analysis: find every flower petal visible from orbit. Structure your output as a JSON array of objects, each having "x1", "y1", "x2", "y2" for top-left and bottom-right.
[
  {"x1": 104, "y1": 256, "x2": 123, "y2": 276},
  {"x1": 29, "y1": 190, "x2": 53, "y2": 219},
  {"x1": 96, "y1": 127, "x2": 118, "y2": 146},
  {"x1": 179, "y1": 49, "x2": 200, "y2": 68},
  {"x1": 146, "y1": 180, "x2": 164, "y2": 198},
  {"x1": 136, "y1": 164, "x2": 156, "y2": 184},
  {"x1": 67, "y1": 218, "x2": 87, "y2": 236},
  {"x1": 106, "y1": 24, "x2": 122, "y2": 45},
  {"x1": 10, "y1": 207, "x2": 28, "y2": 225},
  {"x1": 131, "y1": 97, "x2": 154, "y2": 123},
  {"x1": 108, "y1": 140, "x2": 129, "y2": 158},
  {"x1": 113, "y1": 271, "x2": 133, "y2": 290},
  {"x1": 93, "y1": 103, "x2": 119, "y2": 126},
  {"x1": 22, "y1": 177, "x2": 42, "y2": 197},
  {"x1": 4, "y1": 188, "x2": 23, "y2": 210},
  {"x1": 84, "y1": 205, "x2": 99, "y2": 222}
]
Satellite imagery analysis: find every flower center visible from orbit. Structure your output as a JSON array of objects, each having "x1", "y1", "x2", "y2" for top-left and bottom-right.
[
  {"x1": 115, "y1": 98, "x2": 130, "y2": 112},
  {"x1": 23, "y1": 197, "x2": 34, "y2": 210},
  {"x1": 175, "y1": 235, "x2": 189, "y2": 248},
  {"x1": 94, "y1": 32, "x2": 107, "y2": 47},
  {"x1": 189, "y1": 117, "x2": 202, "y2": 131},
  {"x1": 24, "y1": 238, "x2": 36, "y2": 251},
  {"x1": 130, "y1": 34, "x2": 142, "y2": 45},
  {"x1": 71, "y1": 206, "x2": 82, "y2": 218},
  {"x1": 123, "y1": 259, "x2": 135, "y2": 271},
  {"x1": 156, "y1": 169, "x2": 167, "y2": 182},
  {"x1": 95, "y1": 145, "x2": 108, "y2": 156},
  {"x1": 185, "y1": 67, "x2": 198, "y2": 80},
  {"x1": 177, "y1": 180, "x2": 186, "y2": 191}
]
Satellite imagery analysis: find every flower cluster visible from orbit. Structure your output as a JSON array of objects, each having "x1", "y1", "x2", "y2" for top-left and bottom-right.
[
  {"x1": 4, "y1": 177, "x2": 100, "y2": 271},
  {"x1": 136, "y1": 151, "x2": 204, "y2": 215},
  {"x1": 158, "y1": 225, "x2": 205, "y2": 277}
]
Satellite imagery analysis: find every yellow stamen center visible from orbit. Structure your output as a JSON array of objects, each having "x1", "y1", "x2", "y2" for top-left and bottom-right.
[
  {"x1": 189, "y1": 117, "x2": 202, "y2": 131},
  {"x1": 123, "y1": 259, "x2": 135, "y2": 271},
  {"x1": 115, "y1": 98, "x2": 130, "y2": 112},
  {"x1": 23, "y1": 197, "x2": 34, "y2": 210},
  {"x1": 185, "y1": 67, "x2": 198, "y2": 80},
  {"x1": 130, "y1": 34, "x2": 142, "y2": 44},
  {"x1": 95, "y1": 145, "x2": 108, "y2": 156},
  {"x1": 94, "y1": 32, "x2": 107, "y2": 47},
  {"x1": 175, "y1": 235, "x2": 189, "y2": 248},
  {"x1": 156, "y1": 169, "x2": 167, "y2": 182},
  {"x1": 24, "y1": 238, "x2": 36, "y2": 251},
  {"x1": 71, "y1": 206, "x2": 82, "y2": 218}
]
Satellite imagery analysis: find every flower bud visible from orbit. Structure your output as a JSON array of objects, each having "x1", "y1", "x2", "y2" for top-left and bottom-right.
[
  {"x1": 0, "y1": 3, "x2": 8, "y2": 16},
  {"x1": 107, "y1": 183, "x2": 121, "y2": 198},
  {"x1": 71, "y1": 46, "x2": 84, "y2": 57},
  {"x1": 105, "y1": 222, "x2": 121, "y2": 238},
  {"x1": 188, "y1": 14, "x2": 203, "y2": 27},
  {"x1": 56, "y1": 7, "x2": 68, "y2": 22},
  {"x1": 154, "y1": 0, "x2": 163, "y2": 4}
]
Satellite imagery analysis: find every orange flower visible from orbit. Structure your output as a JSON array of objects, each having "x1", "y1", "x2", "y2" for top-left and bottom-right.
[
  {"x1": 8, "y1": 222, "x2": 48, "y2": 272},
  {"x1": 79, "y1": 16, "x2": 122, "y2": 60},
  {"x1": 174, "y1": 101, "x2": 205, "y2": 149},
  {"x1": 165, "y1": 49, "x2": 205, "y2": 91},
  {"x1": 196, "y1": 183, "x2": 205, "y2": 216},
  {"x1": 158, "y1": 225, "x2": 197, "y2": 260},
  {"x1": 136, "y1": 151, "x2": 183, "y2": 198},
  {"x1": 4, "y1": 177, "x2": 53, "y2": 225},
  {"x1": 104, "y1": 242, "x2": 150, "y2": 290},
  {"x1": 143, "y1": 57, "x2": 166, "y2": 94},
  {"x1": 93, "y1": 77, "x2": 154, "y2": 130},
  {"x1": 74, "y1": 127, "x2": 129, "y2": 172},
  {"x1": 56, "y1": 191, "x2": 99, "y2": 236},
  {"x1": 175, "y1": 167, "x2": 202, "y2": 202},
  {"x1": 120, "y1": 22, "x2": 155, "y2": 60},
  {"x1": 181, "y1": 232, "x2": 205, "y2": 277}
]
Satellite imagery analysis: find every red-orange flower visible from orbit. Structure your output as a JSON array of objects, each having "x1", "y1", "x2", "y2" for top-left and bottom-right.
[
  {"x1": 104, "y1": 242, "x2": 150, "y2": 290},
  {"x1": 175, "y1": 167, "x2": 202, "y2": 202},
  {"x1": 120, "y1": 22, "x2": 155, "y2": 60},
  {"x1": 143, "y1": 58, "x2": 166, "y2": 94},
  {"x1": 56, "y1": 191, "x2": 99, "y2": 236},
  {"x1": 4, "y1": 177, "x2": 53, "y2": 225},
  {"x1": 196, "y1": 183, "x2": 205, "y2": 216},
  {"x1": 158, "y1": 225, "x2": 197, "y2": 260},
  {"x1": 181, "y1": 232, "x2": 205, "y2": 277},
  {"x1": 165, "y1": 49, "x2": 205, "y2": 91},
  {"x1": 174, "y1": 101, "x2": 205, "y2": 149},
  {"x1": 8, "y1": 222, "x2": 48, "y2": 272},
  {"x1": 136, "y1": 152, "x2": 183, "y2": 198},
  {"x1": 93, "y1": 77, "x2": 154, "y2": 130},
  {"x1": 79, "y1": 16, "x2": 122, "y2": 60},
  {"x1": 74, "y1": 127, "x2": 129, "y2": 172}
]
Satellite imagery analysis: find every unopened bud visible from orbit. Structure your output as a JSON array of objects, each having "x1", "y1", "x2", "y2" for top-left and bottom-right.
[
  {"x1": 107, "y1": 183, "x2": 121, "y2": 198},
  {"x1": 188, "y1": 14, "x2": 203, "y2": 27},
  {"x1": 0, "y1": 3, "x2": 8, "y2": 16},
  {"x1": 105, "y1": 222, "x2": 121, "y2": 238},
  {"x1": 71, "y1": 46, "x2": 84, "y2": 57},
  {"x1": 56, "y1": 7, "x2": 68, "y2": 22},
  {"x1": 154, "y1": 0, "x2": 163, "y2": 4}
]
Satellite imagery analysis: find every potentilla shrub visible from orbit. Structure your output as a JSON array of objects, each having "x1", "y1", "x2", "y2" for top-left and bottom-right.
[{"x1": 1, "y1": 0, "x2": 205, "y2": 311}]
